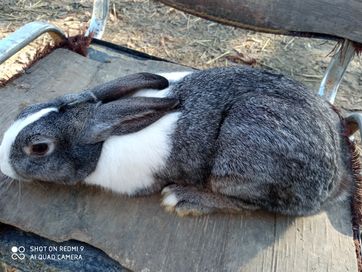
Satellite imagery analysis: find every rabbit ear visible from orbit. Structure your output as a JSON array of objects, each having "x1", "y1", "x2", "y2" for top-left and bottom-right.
[
  {"x1": 59, "y1": 73, "x2": 169, "y2": 106},
  {"x1": 81, "y1": 97, "x2": 179, "y2": 144}
]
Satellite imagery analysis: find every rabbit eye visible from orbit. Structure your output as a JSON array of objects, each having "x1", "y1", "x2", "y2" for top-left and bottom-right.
[
  {"x1": 24, "y1": 141, "x2": 54, "y2": 157},
  {"x1": 31, "y1": 143, "x2": 49, "y2": 155}
]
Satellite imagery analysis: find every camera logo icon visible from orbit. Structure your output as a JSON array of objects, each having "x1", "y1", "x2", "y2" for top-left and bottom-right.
[{"x1": 11, "y1": 246, "x2": 25, "y2": 260}]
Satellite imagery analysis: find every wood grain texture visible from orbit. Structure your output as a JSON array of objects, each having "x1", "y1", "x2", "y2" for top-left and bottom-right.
[
  {"x1": 158, "y1": 0, "x2": 362, "y2": 43},
  {"x1": 0, "y1": 48, "x2": 357, "y2": 271}
]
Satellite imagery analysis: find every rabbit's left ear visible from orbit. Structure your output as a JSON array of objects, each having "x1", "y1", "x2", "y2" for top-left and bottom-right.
[
  {"x1": 81, "y1": 97, "x2": 179, "y2": 144},
  {"x1": 58, "y1": 73, "x2": 169, "y2": 106}
]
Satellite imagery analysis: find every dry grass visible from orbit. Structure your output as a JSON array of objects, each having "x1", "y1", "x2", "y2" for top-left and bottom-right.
[{"x1": 0, "y1": 0, "x2": 361, "y2": 109}]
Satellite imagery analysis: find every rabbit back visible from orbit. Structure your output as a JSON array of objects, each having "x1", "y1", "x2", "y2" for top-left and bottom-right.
[
  {"x1": 158, "y1": 67, "x2": 353, "y2": 215},
  {"x1": 211, "y1": 90, "x2": 351, "y2": 215}
]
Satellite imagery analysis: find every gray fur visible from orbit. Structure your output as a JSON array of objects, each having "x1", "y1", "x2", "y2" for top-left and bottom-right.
[
  {"x1": 156, "y1": 67, "x2": 353, "y2": 216},
  {"x1": 11, "y1": 103, "x2": 102, "y2": 183},
  {"x1": 7, "y1": 74, "x2": 174, "y2": 184},
  {"x1": 3, "y1": 66, "x2": 354, "y2": 216},
  {"x1": 81, "y1": 97, "x2": 179, "y2": 144}
]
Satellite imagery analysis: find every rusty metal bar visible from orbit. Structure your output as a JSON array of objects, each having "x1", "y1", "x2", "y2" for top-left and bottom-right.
[
  {"x1": 345, "y1": 113, "x2": 362, "y2": 137},
  {"x1": 0, "y1": 21, "x2": 65, "y2": 64},
  {"x1": 318, "y1": 40, "x2": 356, "y2": 104},
  {"x1": 86, "y1": 0, "x2": 110, "y2": 39}
]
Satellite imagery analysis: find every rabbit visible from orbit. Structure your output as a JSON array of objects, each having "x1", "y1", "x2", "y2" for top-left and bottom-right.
[{"x1": 0, "y1": 66, "x2": 357, "y2": 217}]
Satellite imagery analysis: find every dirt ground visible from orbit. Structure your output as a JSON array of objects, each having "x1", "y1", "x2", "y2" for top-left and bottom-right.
[{"x1": 0, "y1": 0, "x2": 361, "y2": 111}]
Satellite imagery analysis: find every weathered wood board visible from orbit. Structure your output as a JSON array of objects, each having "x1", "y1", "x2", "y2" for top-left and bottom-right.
[
  {"x1": 0, "y1": 48, "x2": 358, "y2": 271},
  {"x1": 158, "y1": 0, "x2": 362, "y2": 44}
]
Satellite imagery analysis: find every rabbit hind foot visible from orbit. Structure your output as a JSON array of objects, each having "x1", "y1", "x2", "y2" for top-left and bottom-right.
[{"x1": 161, "y1": 184, "x2": 258, "y2": 217}]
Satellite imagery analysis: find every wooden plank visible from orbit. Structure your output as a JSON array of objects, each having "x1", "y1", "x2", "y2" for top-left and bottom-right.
[
  {"x1": 158, "y1": 0, "x2": 362, "y2": 44},
  {"x1": 0, "y1": 48, "x2": 357, "y2": 271}
]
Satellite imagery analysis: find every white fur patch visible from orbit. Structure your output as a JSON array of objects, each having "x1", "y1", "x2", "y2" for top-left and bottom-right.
[
  {"x1": 133, "y1": 71, "x2": 193, "y2": 98},
  {"x1": 158, "y1": 71, "x2": 193, "y2": 83},
  {"x1": 0, "y1": 108, "x2": 58, "y2": 179},
  {"x1": 86, "y1": 72, "x2": 192, "y2": 194},
  {"x1": 162, "y1": 193, "x2": 179, "y2": 207},
  {"x1": 132, "y1": 88, "x2": 171, "y2": 98},
  {"x1": 84, "y1": 112, "x2": 181, "y2": 195}
]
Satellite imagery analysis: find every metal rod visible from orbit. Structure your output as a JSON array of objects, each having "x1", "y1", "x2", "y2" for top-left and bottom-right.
[
  {"x1": 345, "y1": 113, "x2": 362, "y2": 137},
  {"x1": 318, "y1": 39, "x2": 356, "y2": 104},
  {"x1": 86, "y1": 0, "x2": 110, "y2": 39},
  {"x1": 0, "y1": 21, "x2": 66, "y2": 65}
]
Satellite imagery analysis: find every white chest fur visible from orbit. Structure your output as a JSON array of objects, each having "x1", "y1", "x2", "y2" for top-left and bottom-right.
[
  {"x1": 84, "y1": 112, "x2": 181, "y2": 195},
  {"x1": 84, "y1": 71, "x2": 192, "y2": 195}
]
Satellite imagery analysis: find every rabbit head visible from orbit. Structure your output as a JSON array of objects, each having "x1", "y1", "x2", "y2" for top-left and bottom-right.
[{"x1": 0, "y1": 73, "x2": 178, "y2": 184}]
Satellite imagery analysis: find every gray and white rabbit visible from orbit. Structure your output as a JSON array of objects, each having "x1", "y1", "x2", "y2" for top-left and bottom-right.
[{"x1": 0, "y1": 66, "x2": 356, "y2": 216}]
